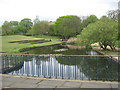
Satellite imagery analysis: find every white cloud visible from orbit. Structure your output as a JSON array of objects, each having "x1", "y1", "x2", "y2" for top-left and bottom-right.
[{"x1": 0, "y1": 0, "x2": 118, "y2": 26}]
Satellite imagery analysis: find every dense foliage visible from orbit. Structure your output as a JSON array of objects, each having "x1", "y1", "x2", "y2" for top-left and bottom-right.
[
  {"x1": 2, "y1": 21, "x2": 19, "y2": 35},
  {"x1": 14, "y1": 18, "x2": 33, "y2": 35},
  {"x1": 81, "y1": 15, "x2": 98, "y2": 29},
  {"x1": 30, "y1": 21, "x2": 50, "y2": 35},
  {"x1": 2, "y1": 18, "x2": 33, "y2": 35},
  {"x1": 77, "y1": 17, "x2": 118, "y2": 50},
  {"x1": 55, "y1": 15, "x2": 82, "y2": 39},
  {"x1": 107, "y1": 9, "x2": 119, "y2": 40}
]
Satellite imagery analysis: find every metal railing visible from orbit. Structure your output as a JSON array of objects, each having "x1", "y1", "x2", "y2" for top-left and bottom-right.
[{"x1": 0, "y1": 54, "x2": 119, "y2": 81}]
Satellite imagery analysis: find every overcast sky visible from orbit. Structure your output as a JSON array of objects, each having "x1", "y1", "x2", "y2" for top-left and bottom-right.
[{"x1": 0, "y1": 0, "x2": 119, "y2": 26}]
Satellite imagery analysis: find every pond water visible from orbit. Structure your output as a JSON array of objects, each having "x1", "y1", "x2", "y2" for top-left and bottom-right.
[
  {"x1": 22, "y1": 44, "x2": 99, "y2": 55},
  {"x1": 1, "y1": 55, "x2": 118, "y2": 81}
]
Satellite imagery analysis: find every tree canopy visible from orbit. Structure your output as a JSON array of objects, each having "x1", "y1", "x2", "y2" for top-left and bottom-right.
[
  {"x1": 55, "y1": 15, "x2": 82, "y2": 39},
  {"x1": 31, "y1": 20, "x2": 50, "y2": 35},
  {"x1": 2, "y1": 21, "x2": 19, "y2": 35},
  {"x1": 82, "y1": 15, "x2": 98, "y2": 28},
  {"x1": 77, "y1": 17, "x2": 118, "y2": 50},
  {"x1": 18, "y1": 18, "x2": 33, "y2": 34}
]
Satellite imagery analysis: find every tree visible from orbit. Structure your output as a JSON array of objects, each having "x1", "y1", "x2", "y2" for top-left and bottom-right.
[
  {"x1": 107, "y1": 10, "x2": 119, "y2": 40},
  {"x1": 0, "y1": 27, "x2": 2, "y2": 35},
  {"x1": 77, "y1": 17, "x2": 118, "y2": 51},
  {"x1": 31, "y1": 21, "x2": 50, "y2": 35},
  {"x1": 82, "y1": 15, "x2": 98, "y2": 29},
  {"x1": 2, "y1": 21, "x2": 11, "y2": 35},
  {"x1": 55, "y1": 15, "x2": 82, "y2": 39},
  {"x1": 107, "y1": 9, "x2": 119, "y2": 21},
  {"x1": 2, "y1": 21, "x2": 19, "y2": 35},
  {"x1": 10, "y1": 21, "x2": 19, "y2": 26},
  {"x1": 17, "y1": 18, "x2": 33, "y2": 35},
  {"x1": 48, "y1": 24, "x2": 56, "y2": 36}
]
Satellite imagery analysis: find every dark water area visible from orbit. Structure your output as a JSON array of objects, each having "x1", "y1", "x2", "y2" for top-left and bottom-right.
[
  {"x1": 1, "y1": 55, "x2": 118, "y2": 81},
  {"x1": 22, "y1": 44, "x2": 99, "y2": 55}
]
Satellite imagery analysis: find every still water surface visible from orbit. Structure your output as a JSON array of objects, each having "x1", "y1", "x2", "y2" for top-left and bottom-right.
[{"x1": 22, "y1": 44, "x2": 98, "y2": 55}]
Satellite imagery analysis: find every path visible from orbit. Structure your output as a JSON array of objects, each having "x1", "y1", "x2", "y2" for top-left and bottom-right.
[{"x1": 1, "y1": 74, "x2": 118, "y2": 89}]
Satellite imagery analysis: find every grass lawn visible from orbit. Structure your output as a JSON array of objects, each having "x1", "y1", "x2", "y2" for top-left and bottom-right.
[
  {"x1": 1, "y1": 35, "x2": 61, "y2": 53},
  {"x1": 34, "y1": 35, "x2": 60, "y2": 40}
]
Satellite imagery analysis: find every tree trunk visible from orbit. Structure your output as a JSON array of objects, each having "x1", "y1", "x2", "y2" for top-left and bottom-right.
[
  {"x1": 109, "y1": 45, "x2": 116, "y2": 51},
  {"x1": 99, "y1": 43, "x2": 104, "y2": 49},
  {"x1": 102, "y1": 45, "x2": 107, "y2": 50}
]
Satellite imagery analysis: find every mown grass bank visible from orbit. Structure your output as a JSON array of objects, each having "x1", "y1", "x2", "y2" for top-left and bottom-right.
[{"x1": 1, "y1": 35, "x2": 61, "y2": 53}]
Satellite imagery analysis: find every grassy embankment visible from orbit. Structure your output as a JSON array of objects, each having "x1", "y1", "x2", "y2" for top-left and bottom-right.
[{"x1": 1, "y1": 35, "x2": 61, "y2": 53}]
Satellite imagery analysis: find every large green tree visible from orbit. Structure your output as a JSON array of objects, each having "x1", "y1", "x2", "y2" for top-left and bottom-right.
[
  {"x1": 12, "y1": 18, "x2": 33, "y2": 35},
  {"x1": 31, "y1": 21, "x2": 50, "y2": 35},
  {"x1": 107, "y1": 9, "x2": 120, "y2": 40},
  {"x1": 77, "y1": 17, "x2": 118, "y2": 50},
  {"x1": 82, "y1": 15, "x2": 98, "y2": 29},
  {"x1": 55, "y1": 15, "x2": 82, "y2": 39},
  {"x1": 19, "y1": 18, "x2": 33, "y2": 34},
  {"x1": 2, "y1": 21, "x2": 19, "y2": 35}
]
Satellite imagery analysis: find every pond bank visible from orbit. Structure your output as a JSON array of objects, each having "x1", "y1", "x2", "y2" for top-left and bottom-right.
[
  {"x1": 92, "y1": 47, "x2": 119, "y2": 62},
  {"x1": 19, "y1": 43, "x2": 62, "y2": 52}
]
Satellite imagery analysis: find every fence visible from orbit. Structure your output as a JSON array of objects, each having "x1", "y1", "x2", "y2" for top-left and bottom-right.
[{"x1": 0, "y1": 54, "x2": 118, "y2": 81}]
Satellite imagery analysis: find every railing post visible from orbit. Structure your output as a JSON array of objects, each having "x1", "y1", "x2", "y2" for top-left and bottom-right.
[
  {"x1": 62, "y1": 56, "x2": 64, "y2": 79},
  {"x1": 2, "y1": 55, "x2": 4, "y2": 73},
  {"x1": 32, "y1": 55, "x2": 34, "y2": 76},
  {"x1": 74, "y1": 56, "x2": 77, "y2": 80},
  {"x1": 8, "y1": 55, "x2": 9, "y2": 69},
  {"x1": 67, "y1": 57, "x2": 70, "y2": 79},
  {"x1": 16, "y1": 55, "x2": 18, "y2": 75},
  {"x1": 43, "y1": 56, "x2": 46, "y2": 78},
  {"x1": 103, "y1": 57, "x2": 106, "y2": 81},
  {"x1": 5, "y1": 55, "x2": 7, "y2": 69},
  {"x1": 88, "y1": 56, "x2": 90, "y2": 81},
  {"x1": 96, "y1": 56, "x2": 98, "y2": 81},
  {"x1": 82, "y1": 56, "x2": 84, "y2": 80},
  {"x1": 11, "y1": 55, "x2": 14, "y2": 75},
  {"x1": 110, "y1": 56, "x2": 112, "y2": 81},
  {"x1": 55, "y1": 56, "x2": 57, "y2": 79},
  {"x1": 37, "y1": 56, "x2": 39, "y2": 77},
  {"x1": 49, "y1": 56, "x2": 51, "y2": 78}
]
